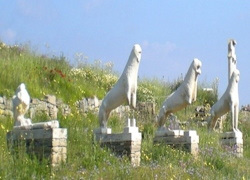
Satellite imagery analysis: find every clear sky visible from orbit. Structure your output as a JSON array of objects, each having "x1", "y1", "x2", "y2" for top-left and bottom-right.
[{"x1": 0, "y1": 1, "x2": 250, "y2": 106}]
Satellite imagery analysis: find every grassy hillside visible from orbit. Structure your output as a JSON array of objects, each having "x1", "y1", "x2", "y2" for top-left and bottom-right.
[
  {"x1": 0, "y1": 42, "x2": 249, "y2": 179},
  {"x1": 0, "y1": 42, "x2": 119, "y2": 104}
]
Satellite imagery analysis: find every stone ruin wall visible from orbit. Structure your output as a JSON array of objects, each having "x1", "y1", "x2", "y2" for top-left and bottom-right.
[{"x1": 0, "y1": 95, "x2": 156, "y2": 120}]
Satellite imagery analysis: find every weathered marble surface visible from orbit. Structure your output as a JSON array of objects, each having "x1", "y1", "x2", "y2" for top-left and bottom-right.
[
  {"x1": 12, "y1": 83, "x2": 32, "y2": 127},
  {"x1": 157, "y1": 59, "x2": 202, "y2": 128},
  {"x1": 12, "y1": 84, "x2": 60, "y2": 130},
  {"x1": 208, "y1": 69, "x2": 240, "y2": 132},
  {"x1": 98, "y1": 44, "x2": 142, "y2": 128},
  {"x1": 228, "y1": 39, "x2": 237, "y2": 81}
]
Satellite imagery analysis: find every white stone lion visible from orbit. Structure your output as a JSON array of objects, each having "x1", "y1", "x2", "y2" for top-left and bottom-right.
[
  {"x1": 98, "y1": 44, "x2": 142, "y2": 128},
  {"x1": 12, "y1": 83, "x2": 59, "y2": 130},
  {"x1": 157, "y1": 58, "x2": 202, "y2": 128},
  {"x1": 12, "y1": 83, "x2": 32, "y2": 128},
  {"x1": 207, "y1": 69, "x2": 240, "y2": 132}
]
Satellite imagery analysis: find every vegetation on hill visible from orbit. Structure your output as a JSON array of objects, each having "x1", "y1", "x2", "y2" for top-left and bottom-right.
[{"x1": 0, "y1": 42, "x2": 249, "y2": 179}]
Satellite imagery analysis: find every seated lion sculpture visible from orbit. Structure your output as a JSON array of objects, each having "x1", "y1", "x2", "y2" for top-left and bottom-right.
[
  {"x1": 207, "y1": 69, "x2": 240, "y2": 132},
  {"x1": 157, "y1": 58, "x2": 202, "y2": 128},
  {"x1": 98, "y1": 44, "x2": 142, "y2": 128},
  {"x1": 12, "y1": 83, "x2": 59, "y2": 130},
  {"x1": 12, "y1": 83, "x2": 32, "y2": 128}
]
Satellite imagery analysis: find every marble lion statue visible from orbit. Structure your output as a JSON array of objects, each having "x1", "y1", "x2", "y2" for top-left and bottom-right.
[
  {"x1": 12, "y1": 83, "x2": 59, "y2": 130},
  {"x1": 157, "y1": 58, "x2": 202, "y2": 128},
  {"x1": 207, "y1": 69, "x2": 240, "y2": 132},
  {"x1": 12, "y1": 83, "x2": 32, "y2": 128},
  {"x1": 98, "y1": 44, "x2": 142, "y2": 128}
]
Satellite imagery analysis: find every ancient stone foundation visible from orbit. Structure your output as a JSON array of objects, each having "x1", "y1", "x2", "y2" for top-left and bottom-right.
[
  {"x1": 94, "y1": 119, "x2": 141, "y2": 166},
  {"x1": 154, "y1": 129, "x2": 199, "y2": 156},
  {"x1": 6, "y1": 128, "x2": 67, "y2": 166},
  {"x1": 220, "y1": 131, "x2": 243, "y2": 157}
]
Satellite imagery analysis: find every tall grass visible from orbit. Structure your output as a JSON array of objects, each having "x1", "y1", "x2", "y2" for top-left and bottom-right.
[{"x1": 0, "y1": 42, "x2": 249, "y2": 179}]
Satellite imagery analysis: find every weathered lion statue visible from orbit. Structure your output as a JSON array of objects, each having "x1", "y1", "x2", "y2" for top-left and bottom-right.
[
  {"x1": 98, "y1": 44, "x2": 142, "y2": 128},
  {"x1": 12, "y1": 83, "x2": 59, "y2": 130},
  {"x1": 157, "y1": 58, "x2": 202, "y2": 128},
  {"x1": 207, "y1": 69, "x2": 240, "y2": 132},
  {"x1": 12, "y1": 83, "x2": 32, "y2": 128}
]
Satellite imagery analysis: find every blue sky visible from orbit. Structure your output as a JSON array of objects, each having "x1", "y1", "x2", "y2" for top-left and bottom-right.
[{"x1": 1, "y1": 0, "x2": 250, "y2": 106}]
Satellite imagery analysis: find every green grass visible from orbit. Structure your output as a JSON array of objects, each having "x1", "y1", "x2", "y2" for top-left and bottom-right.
[{"x1": 0, "y1": 42, "x2": 249, "y2": 179}]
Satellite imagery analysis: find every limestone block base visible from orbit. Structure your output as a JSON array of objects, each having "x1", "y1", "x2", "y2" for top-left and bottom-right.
[
  {"x1": 220, "y1": 131, "x2": 243, "y2": 157},
  {"x1": 154, "y1": 127, "x2": 199, "y2": 155},
  {"x1": 6, "y1": 128, "x2": 67, "y2": 166},
  {"x1": 94, "y1": 119, "x2": 142, "y2": 166}
]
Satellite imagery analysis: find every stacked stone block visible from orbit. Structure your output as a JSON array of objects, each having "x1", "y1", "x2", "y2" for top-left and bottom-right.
[
  {"x1": 94, "y1": 119, "x2": 142, "y2": 166},
  {"x1": 220, "y1": 131, "x2": 243, "y2": 157},
  {"x1": 0, "y1": 95, "x2": 155, "y2": 123},
  {"x1": 30, "y1": 95, "x2": 58, "y2": 120},
  {"x1": 0, "y1": 96, "x2": 13, "y2": 118},
  {"x1": 75, "y1": 96, "x2": 101, "y2": 113},
  {"x1": 154, "y1": 129, "x2": 199, "y2": 155},
  {"x1": 6, "y1": 128, "x2": 67, "y2": 166}
]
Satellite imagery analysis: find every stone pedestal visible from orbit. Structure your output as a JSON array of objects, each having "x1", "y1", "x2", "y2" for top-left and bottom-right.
[
  {"x1": 153, "y1": 127, "x2": 199, "y2": 155},
  {"x1": 220, "y1": 131, "x2": 243, "y2": 157},
  {"x1": 94, "y1": 119, "x2": 141, "y2": 166},
  {"x1": 6, "y1": 128, "x2": 67, "y2": 166}
]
